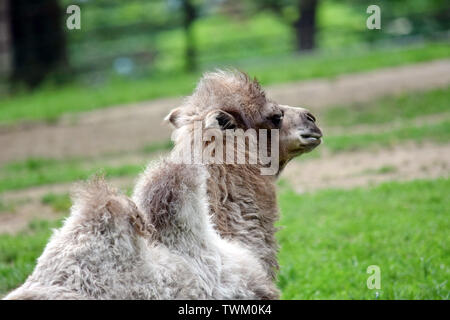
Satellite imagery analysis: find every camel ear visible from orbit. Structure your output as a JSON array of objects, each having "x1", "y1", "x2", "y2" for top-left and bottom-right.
[
  {"x1": 164, "y1": 107, "x2": 182, "y2": 128},
  {"x1": 205, "y1": 110, "x2": 237, "y2": 130}
]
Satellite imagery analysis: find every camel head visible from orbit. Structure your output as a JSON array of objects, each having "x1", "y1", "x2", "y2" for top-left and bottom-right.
[
  {"x1": 165, "y1": 70, "x2": 322, "y2": 174},
  {"x1": 277, "y1": 104, "x2": 322, "y2": 169}
]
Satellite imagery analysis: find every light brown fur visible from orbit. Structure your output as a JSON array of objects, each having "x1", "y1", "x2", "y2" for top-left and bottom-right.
[
  {"x1": 5, "y1": 70, "x2": 321, "y2": 300},
  {"x1": 136, "y1": 69, "x2": 322, "y2": 288}
]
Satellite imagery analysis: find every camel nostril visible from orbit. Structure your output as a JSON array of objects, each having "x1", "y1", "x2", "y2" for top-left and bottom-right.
[{"x1": 305, "y1": 112, "x2": 316, "y2": 123}]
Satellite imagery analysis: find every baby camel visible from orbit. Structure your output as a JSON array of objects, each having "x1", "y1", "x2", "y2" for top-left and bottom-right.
[
  {"x1": 137, "y1": 70, "x2": 323, "y2": 280},
  {"x1": 5, "y1": 70, "x2": 322, "y2": 299}
]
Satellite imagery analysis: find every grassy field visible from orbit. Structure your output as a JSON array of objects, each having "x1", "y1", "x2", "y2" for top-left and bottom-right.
[
  {"x1": 0, "y1": 220, "x2": 60, "y2": 295},
  {"x1": 277, "y1": 178, "x2": 449, "y2": 299},
  {"x1": 0, "y1": 42, "x2": 449, "y2": 125},
  {"x1": 1, "y1": 178, "x2": 448, "y2": 298},
  {"x1": 323, "y1": 87, "x2": 450, "y2": 126}
]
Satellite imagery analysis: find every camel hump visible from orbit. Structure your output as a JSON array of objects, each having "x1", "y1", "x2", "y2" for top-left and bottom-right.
[
  {"x1": 70, "y1": 175, "x2": 153, "y2": 237},
  {"x1": 133, "y1": 162, "x2": 210, "y2": 236}
]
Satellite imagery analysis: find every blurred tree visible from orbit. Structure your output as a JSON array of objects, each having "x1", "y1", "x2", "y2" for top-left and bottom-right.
[
  {"x1": 9, "y1": 0, "x2": 68, "y2": 89},
  {"x1": 248, "y1": 0, "x2": 320, "y2": 51},
  {"x1": 295, "y1": 0, "x2": 318, "y2": 50},
  {"x1": 0, "y1": 0, "x2": 12, "y2": 79},
  {"x1": 181, "y1": 0, "x2": 198, "y2": 72}
]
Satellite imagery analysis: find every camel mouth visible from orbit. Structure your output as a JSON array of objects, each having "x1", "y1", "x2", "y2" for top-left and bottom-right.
[
  {"x1": 298, "y1": 131, "x2": 322, "y2": 147},
  {"x1": 286, "y1": 131, "x2": 322, "y2": 156}
]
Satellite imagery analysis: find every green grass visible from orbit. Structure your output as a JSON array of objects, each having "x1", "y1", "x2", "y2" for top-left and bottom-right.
[
  {"x1": 361, "y1": 165, "x2": 398, "y2": 175},
  {"x1": 0, "y1": 219, "x2": 62, "y2": 295},
  {"x1": 323, "y1": 120, "x2": 450, "y2": 153},
  {"x1": 41, "y1": 193, "x2": 72, "y2": 213},
  {"x1": 322, "y1": 87, "x2": 450, "y2": 126},
  {"x1": 249, "y1": 42, "x2": 450, "y2": 85},
  {"x1": 0, "y1": 139, "x2": 175, "y2": 193},
  {"x1": 318, "y1": 86, "x2": 450, "y2": 152},
  {"x1": 0, "y1": 158, "x2": 145, "y2": 193},
  {"x1": 140, "y1": 141, "x2": 174, "y2": 154},
  {"x1": 277, "y1": 178, "x2": 450, "y2": 299},
  {"x1": 1, "y1": 42, "x2": 449, "y2": 125},
  {"x1": 0, "y1": 178, "x2": 448, "y2": 298}
]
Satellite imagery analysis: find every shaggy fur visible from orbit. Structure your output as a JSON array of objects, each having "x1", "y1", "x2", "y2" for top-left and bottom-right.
[
  {"x1": 148, "y1": 70, "x2": 322, "y2": 281},
  {"x1": 5, "y1": 70, "x2": 321, "y2": 300},
  {"x1": 5, "y1": 173, "x2": 278, "y2": 300}
]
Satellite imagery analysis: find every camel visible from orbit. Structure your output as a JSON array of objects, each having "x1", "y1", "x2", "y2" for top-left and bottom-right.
[
  {"x1": 133, "y1": 70, "x2": 322, "y2": 294},
  {"x1": 136, "y1": 70, "x2": 322, "y2": 279},
  {"x1": 4, "y1": 70, "x2": 322, "y2": 300}
]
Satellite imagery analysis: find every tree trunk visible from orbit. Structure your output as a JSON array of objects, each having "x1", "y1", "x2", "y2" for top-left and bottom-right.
[
  {"x1": 294, "y1": 0, "x2": 318, "y2": 51},
  {"x1": 0, "y1": 0, "x2": 12, "y2": 79},
  {"x1": 182, "y1": 0, "x2": 197, "y2": 72},
  {"x1": 0, "y1": 0, "x2": 12, "y2": 95},
  {"x1": 10, "y1": 0, "x2": 67, "y2": 89}
]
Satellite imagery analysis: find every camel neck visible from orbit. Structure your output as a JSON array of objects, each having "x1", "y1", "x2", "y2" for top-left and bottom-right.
[{"x1": 206, "y1": 163, "x2": 280, "y2": 279}]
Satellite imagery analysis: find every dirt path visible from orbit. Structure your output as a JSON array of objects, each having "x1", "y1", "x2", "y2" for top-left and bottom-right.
[
  {"x1": 1, "y1": 142, "x2": 449, "y2": 234},
  {"x1": 281, "y1": 142, "x2": 450, "y2": 193},
  {"x1": 1, "y1": 59, "x2": 449, "y2": 165}
]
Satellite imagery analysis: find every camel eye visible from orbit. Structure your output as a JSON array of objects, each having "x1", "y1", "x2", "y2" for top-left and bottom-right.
[{"x1": 269, "y1": 113, "x2": 283, "y2": 127}]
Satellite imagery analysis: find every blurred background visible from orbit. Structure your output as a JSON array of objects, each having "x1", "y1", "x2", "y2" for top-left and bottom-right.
[
  {"x1": 0, "y1": 0, "x2": 449, "y2": 93},
  {"x1": 0, "y1": 0, "x2": 449, "y2": 299}
]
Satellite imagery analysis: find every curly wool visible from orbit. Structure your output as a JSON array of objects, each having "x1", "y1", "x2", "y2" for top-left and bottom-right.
[
  {"x1": 5, "y1": 170, "x2": 278, "y2": 300},
  {"x1": 5, "y1": 70, "x2": 305, "y2": 300}
]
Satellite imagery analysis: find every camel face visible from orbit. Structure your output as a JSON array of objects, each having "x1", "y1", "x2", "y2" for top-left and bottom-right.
[
  {"x1": 166, "y1": 70, "x2": 322, "y2": 173},
  {"x1": 278, "y1": 104, "x2": 322, "y2": 164}
]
